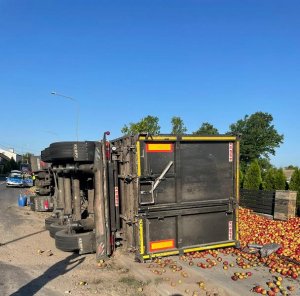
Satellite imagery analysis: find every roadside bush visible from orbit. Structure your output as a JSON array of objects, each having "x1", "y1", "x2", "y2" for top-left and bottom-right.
[{"x1": 243, "y1": 159, "x2": 262, "y2": 190}]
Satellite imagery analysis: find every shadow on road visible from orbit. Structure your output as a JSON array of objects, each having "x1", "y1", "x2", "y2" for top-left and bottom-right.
[
  {"x1": 0, "y1": 229, "x2": 47, "y2": 246},
  {"x1": 10, "y1": 253, "x2": 85, "y2": 296}
]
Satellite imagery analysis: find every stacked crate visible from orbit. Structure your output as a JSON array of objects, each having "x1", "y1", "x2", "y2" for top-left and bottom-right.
[{"x1": 274, "y1": 190, "x2": 297, "y2": 221}]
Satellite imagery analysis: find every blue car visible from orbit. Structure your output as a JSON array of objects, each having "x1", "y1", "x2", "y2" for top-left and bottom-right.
[
  {"x1": 6, "y1": 170, "x2": 33, "y2": 188},
  {"x1": 23, "y1": 177, "x2": 33, "y2": 187}
]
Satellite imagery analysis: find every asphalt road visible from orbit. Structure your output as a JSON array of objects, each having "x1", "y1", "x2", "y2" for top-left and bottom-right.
[
  {"x1": 0, "y1": 183, "x2": 26, "y2": 229},
  {"x1": 0, "y1": 183, "x2": 61, "y2": 296}
]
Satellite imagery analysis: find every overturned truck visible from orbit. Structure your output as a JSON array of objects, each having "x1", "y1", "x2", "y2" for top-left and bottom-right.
[{"x1": 41, "y1": 134, "x2": 240, "y2": 261}]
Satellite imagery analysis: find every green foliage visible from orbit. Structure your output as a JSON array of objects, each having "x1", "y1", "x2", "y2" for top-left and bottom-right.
[
  {"x1": 274, "y1": 169, "x2": 286, "y2": 190},
  {"x1": 263, "y1": 168, "x2": 276, "y2": 190},
  {"x1": 229, "y1": 112, "x2": 284, "y2": 165},
  {"x1": 258, "y1": 158, "x2": 273, "y2": 178},
  {"x1": 286, "y1": 165, "x2": 298, "y2": 170},
  {"x1": 121, "y1": 115, "x2": 160, "y2": 135},
  {"x1": 239, "y1": 169, "x2": 244, "y2": 188},
  {"x1": 171, "y1": 116, "x2": 187, "y2": 134},
  {"x1": 289, "y1": 168, "x2": 300, "y2": 206},
  {"x1": 263, "y1": 168, "x2": 286, "y2": 190},
  {"x1": 22, "y1": 152, "x2": 33, "y2": 164},
  {"x1": 193, "y1": 122, "x2": 219, "y2": 135},
  {"x1": 1, "y1": 157, "x2": 18, "y2": 174},
  {"x1": 3, "y1": 162, "x2": 11, "y2": 174},
  {"x1": 243, "y1": 159, "x2": 262, "y2": 190}
]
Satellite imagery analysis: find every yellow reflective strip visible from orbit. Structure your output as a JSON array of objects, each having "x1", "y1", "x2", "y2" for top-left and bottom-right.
[
  {"x1": 182, "y1": 136, "x2": 236, "y2": 141},
  {"x1": 143, "y1": 255, "x2": 150, "y2": 259},
  {"x1": 236, "y1": 140, "x2": 240, "y2": 202},
  {"x1": 143, "y1": 243, "x2": 236, "y2": 259},
  {"x1": 236, "y1": 208, "x2": 239, "y2": 241},
  {"x1": 136, "y1": 141, "x2": 141, "y2": 177},
  {"x1": 143, "y1": 251, "x2": 180, "y2": 259},
  {"x1": 184, "y1": 242, "x2": 236, "y2": 253},
  {"x1": 139, "y1": 219, "x2": 144, "y2": 254},
  {"x1": 236, "y1": 140, "x2": 240, "y2": 240},
  {"x1": 139, "y1": 136, "x2": 177, "y2": 141}
]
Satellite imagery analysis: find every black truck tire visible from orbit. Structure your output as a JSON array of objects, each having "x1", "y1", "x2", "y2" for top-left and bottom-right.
[
  {"x1": 28, "y1": 196, "x2": 36, "y2": 211},
  {"x1": 55, "y1": 230, "x2": 95, "y2": 253},
  {"x1": 41, "y1": 142, "x2": 74, "y2": 163},
  {"x1": 49, "y1": 142, "x2": 80, "y2": 162},
  {"x1": 37, "y1": 171, "x2": 49, "y2": 179},
  {"x1": 47, "y1": 141, "x2": 95, "y2": 163},
  {"x1": 49, "y1": 223, "x2": 67, "y2": 238},
  {"x1": 37, "y1": 188, "x2": 51, "y2": 196},
  {"x1": 45, "y1": 216, "x2": 60, "y2": 230},
  {"x1": 41, "y1": 148, "x2": 51, "y2": 162},
  {"x1": 38, "y1": 180, "x2": 52, "y2": 187},
  {"x1": 34, "y1": 179, "x2": 41, "y2": 187}
]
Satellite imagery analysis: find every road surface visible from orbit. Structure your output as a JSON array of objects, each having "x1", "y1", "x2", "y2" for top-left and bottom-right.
[
  {"x1": 0, "y1": 182, "x2": 299, "y2": 296},
  {"x1": 0, "y1": 183, "x2": 62, "y2": 296}
]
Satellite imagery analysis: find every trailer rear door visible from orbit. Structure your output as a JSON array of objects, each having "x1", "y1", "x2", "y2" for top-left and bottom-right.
[{"x1": 137, "y1": 136, "x2": 239, "y2": 260}]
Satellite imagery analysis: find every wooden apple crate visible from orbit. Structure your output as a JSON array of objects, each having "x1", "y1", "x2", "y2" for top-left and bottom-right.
[{"x1": 274, "y1": 190, "x2": 297, "y2": 221}]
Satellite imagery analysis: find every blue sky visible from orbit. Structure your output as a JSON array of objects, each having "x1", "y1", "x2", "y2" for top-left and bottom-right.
[{"x1": 0, "y1": 0, "x2": 299, "y2": 167}]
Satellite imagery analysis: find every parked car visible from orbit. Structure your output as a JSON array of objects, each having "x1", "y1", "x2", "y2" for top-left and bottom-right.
[
  {"x1": 6, "y1": 170, "x2": 34, "y2": 188},
  {"x1": 6, "y1": 171, "x2": 23, "y2": 187},
  {"x1": 23, "y1": 176, "x2": 33, "y2": 187}
]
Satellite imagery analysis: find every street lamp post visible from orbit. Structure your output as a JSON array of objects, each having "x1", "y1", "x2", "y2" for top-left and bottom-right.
[{"x1": 51, "y1": 91, "x2": 79, "y2": 141}]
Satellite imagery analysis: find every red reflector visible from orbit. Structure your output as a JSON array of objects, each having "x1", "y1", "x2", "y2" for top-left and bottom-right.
[
  {"x1": 105, "y1": 142, "x2": 110, "y2": 159},
  {"x1": 44, "y1": 200, "x2": 49, "y2": 210},
  {"x1": 228, "y1": 221, "x2": 233, "y2": 240},
  {"x1": 229, "y1": 143, "x2": 233, "y2": 162}
]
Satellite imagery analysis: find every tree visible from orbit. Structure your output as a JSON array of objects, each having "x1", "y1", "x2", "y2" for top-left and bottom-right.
[
  {"x1": 263, "y1": 168, "x2": 276, "y2": 190},
  {"x1": 229, "y1": 112, "x2": 284, "y2": 165},
  {"x1": 239, "y1": 169, "x2": 244, "y2": 188},
  {"x1": 3, "y1": 157, "x2": 18, "y2": 174},
  {"x1": 263, "y1": 168, "x2": 286, "y2": 190},
  {"x1": 289, "y1": 168, "x2": 300, "y2": 208},
  {"x1": 286, "y1": 165, "x2": 298, "y2": 170},
  {"x1": 171, "y1": 116, "x2": 187, "y2": 134},
  {"x1": 243, "y1": 159, "x2": 262, "y2": 190},
  {"x1": 274, "y1": 168, "x2": 286, "y2": 190},
  {"x1": 9, "y1": 158, "x2": 18, "y2": 170},
  {"x1": 258, "y1": 158, "x2": 273, "y2": 177},
  {"x1": 121, "y1": 115, "x2": 160, "y2": 135},
  {"x1": 193, "y1": 122, "x2": 219, "y2": 135},
  {"x1": 22, "y1": 152, "x2": 33, "y2": 164},
  {"x1": 3, "y1": 161, "x2": 11, "y2": 174}
]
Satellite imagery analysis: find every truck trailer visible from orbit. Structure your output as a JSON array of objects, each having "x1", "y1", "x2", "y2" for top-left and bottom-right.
[{"x1": 41, "y1": 134, "x2": 240, "y2": 261}]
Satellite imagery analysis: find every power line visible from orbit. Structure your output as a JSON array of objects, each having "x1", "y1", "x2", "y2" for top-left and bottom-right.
[{"x1": 0, "y1": 143, "x2": 36, "y2": 155}]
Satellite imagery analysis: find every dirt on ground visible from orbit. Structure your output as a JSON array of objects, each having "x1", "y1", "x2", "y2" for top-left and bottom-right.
[
  {"x1": 0, "y1": 203, "x2": 230, "y2": 296},
  {"x1": 2, "y1": 192, "x2": 298, "y2": 296},
  {"x1": 0, "y1": 204, "x2": 153, "y2": 296}
]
